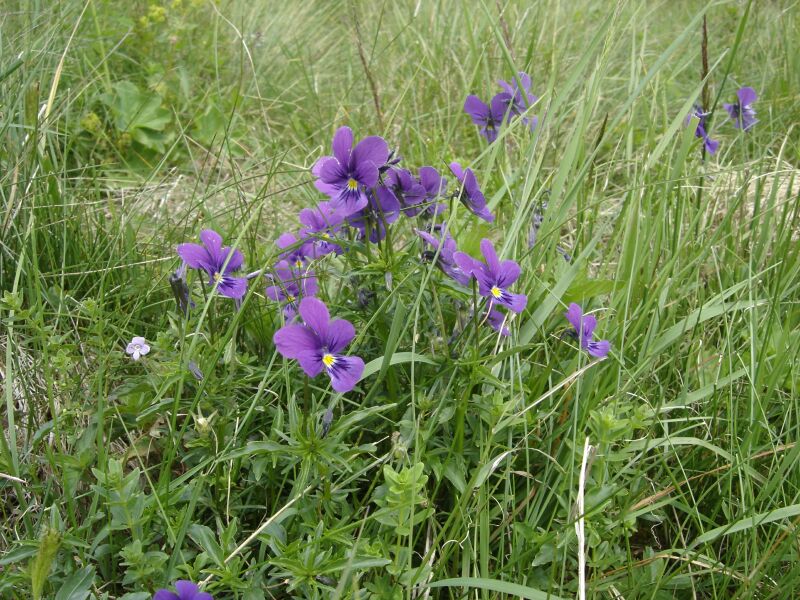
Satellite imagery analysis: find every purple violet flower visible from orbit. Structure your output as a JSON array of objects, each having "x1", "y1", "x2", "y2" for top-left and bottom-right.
[
  {"x1": 177, "y1": 229, "x2": 248, "y2": 299},
  {"x1": 497, "y1": 71, "x2": 538, "y2": 129},
  {"x1": 564, "y1": 303, "x2": 610, "y2": 359},
  {"x1": 169, "y1": 262, "x2": 195, "y2": 314},
  {"x1": 453, "y1": 239, "x2": 527, "y2": 313},
  {"x1": 688, "y1": 105, "x2": 719, "y2": 155},
  {"x1": 266, "y1": 260, "x2": 318, "y2": 320},
  {"x1": 273, "y1": 297, "x2": 365, "y2": 393},
  {"x1": 386, "y1": 167, "x2": 426, "y2": 216},
  {"x1": 416, "y1": 227, "x2": 471, "y2": 286},
  {"x1": 463, "y1": 94, "x2": 507, "y2": 142},
  {"x1": 153, "y1": 580, "x2": 212, "y2": 600},
  {"x1": 276, "y1": 232, "x2": 313, "y2": 269},
  {"x1": 312, "y1": 126, "x2": 390, "y2": 216},
  {"x1": 125, "y1": 336, "x2": 150, "y2": 361},
  {"x1": 723, "y1": 86, "x2": 758, "y2": 131},
  {"x1": 528, "y1": 201, "x2": 547, "y2": 248},
  {"x1": 449, "y1": 162, "x2": 494, "y2": 223},
  {"x1": 486, "y1": 307, "x2": 510, "y2": 337},
  {"x1": 418, "y1": 166, "x2": 448, "y2": 216},
  {"x1": 346, "y1": 185, "x2": 400, "y2": 243},
  {"x1": 298, "y1": 201, "x2": 345, "y2": 257}
]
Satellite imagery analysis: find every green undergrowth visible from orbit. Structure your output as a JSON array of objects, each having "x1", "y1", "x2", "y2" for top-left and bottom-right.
[{"x1": 1, "y1": 1, "x2": 799, "y2": 598}]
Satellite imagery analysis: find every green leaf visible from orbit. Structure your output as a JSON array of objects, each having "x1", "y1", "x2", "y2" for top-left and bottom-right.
[
  {"x1": 102, "y1": 81, "x2": 172, "y2": 150},
  {"x1": 222, "y1": 439, "x2": 288, "y2": 460},
  {"x1": 691, "y1": 504, "x2": 800, "y2": 548},
  {"x1": 649, "y1": 299, "x2": 764, "y2": 357},
  {"x1": 54, "y1": 566, "x2": 95, "y2": 600},
  {"x1": 614, "y1": 436, "x2": 734, "y2": 462},
  {"x1": 424, "y1": 577, "x2": 569, "y2": 600},
  {"x1": 108, "y1": 81, "x2": 171, "y2": 131},
  {"x1": 519, "y1": 236, "x2": 600, "y2": 344},
  {"x1": 188, "y1": 524, "x2": 224, "y2": 566},
  {"x1": 472, "y1": 450, "x2": 514, "y2": 489},
  {"x1": 360, "y1": 352, "x2": 436, "y2": 382},
  {"x1": 0, "y1": 544, "x2": 37, "y2": 566},
  {"x1": 378, "y1": 299, "x2": 408, "y2": 382},
  {"x1": 194, "y1": 104, "x2": 227, "y2": 146},
  {"x1": 319, "y1": 556, "x2": 392, "y2": 574}
]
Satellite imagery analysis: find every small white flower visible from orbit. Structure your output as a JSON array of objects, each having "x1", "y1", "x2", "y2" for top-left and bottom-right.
[{"x1": 125, "y1": 336, "x2": 150, "y2": 361}]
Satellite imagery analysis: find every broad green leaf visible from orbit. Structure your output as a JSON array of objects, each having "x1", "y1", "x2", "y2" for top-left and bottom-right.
[
  {"x1": 360, "y1": 352, "x2": 436, "y2": 381},
  {"x1": 107, "y1": 81, "x2": 171, "y2": 132},
  {"x1": 54, "y1": 567, "x2": 95, "y2": 600},
  {"x1": 188, "y1": 523, "x2": 224, "y2": 566}
]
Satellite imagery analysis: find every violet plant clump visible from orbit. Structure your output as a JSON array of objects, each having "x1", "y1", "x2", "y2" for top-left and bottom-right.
[
  {"x1": 150, "y1": 66, "x2": 634, "y2": 596},
  {"x1": 8, "y1": 1, "x2": 790, "y2": 595}
]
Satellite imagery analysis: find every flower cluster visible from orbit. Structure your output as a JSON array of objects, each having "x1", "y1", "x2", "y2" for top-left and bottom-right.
[
  {"x1": 464, "y1": 71, "x2": 538, "y2": 142},
  {"x1": 167, "y1": 80, "x2": 622, "y2": 387},
  {"x1": 688, "y1": 86, "x2": 759, "y2": 155}
]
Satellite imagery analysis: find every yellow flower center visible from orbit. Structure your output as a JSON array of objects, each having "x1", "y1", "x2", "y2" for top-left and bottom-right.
[
  {"x1": 295, "y1": 259, "x2": 303, "y2": 268},
  {"x1": 346, "y1": 178, "x2": 359, "y2": 191},
  {"x1": 322, "y1": 353, "x2": 336, "y2": 368},
  {"x1": 490, "y1": 286, "x2": 502, "y2": 298},
  {"x1": 213, "y1": 272, "x2": 222, "y2": 282},
  {"x1": 286, "y1": 295, "x2": 295, "y2": 303}
]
